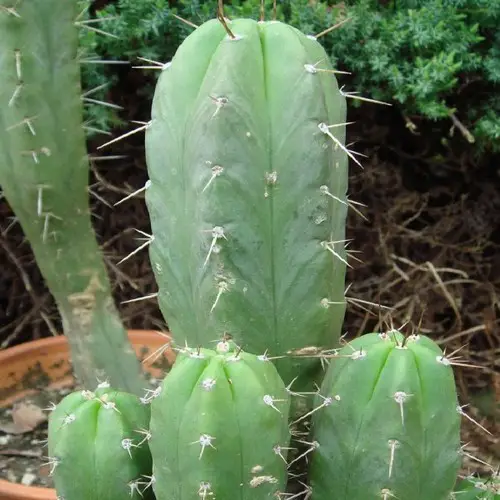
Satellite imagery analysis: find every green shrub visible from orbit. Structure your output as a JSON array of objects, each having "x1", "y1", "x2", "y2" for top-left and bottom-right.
[
  {"x1": 293, "y1": 0, "x2": 500, "y2": 153},
  {"x1": 81, "y1": 0, "x2": 500, "y2": 153}
]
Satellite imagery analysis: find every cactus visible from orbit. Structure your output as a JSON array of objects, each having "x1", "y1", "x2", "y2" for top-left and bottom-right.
[
  {"x1": 144, "y1": 17, "x2": 349, "y2": 389},
  {"x1": 308, "y1": 330, "x2": 462, "y2": 500},
  {"x1": 148, "y1": 341, "x2": 292, "y2": 499},
  {"x1": 47, "y1": 384, "x2": 154, "y2": 499},
  {"x1": 0, "y1": 0, "x2": 145, "y2": 393},
  {"x1": 452, "y1": 476, "x2": 500, "y2": 499}
]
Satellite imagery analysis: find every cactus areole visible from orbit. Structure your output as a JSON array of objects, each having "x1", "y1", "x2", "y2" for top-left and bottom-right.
[
  {"x1": 308, "y1": 331, "x2": 462, "y2": 500},
  {"x1": 145, "y1": 18, "x2": 349, "y2": 389},
  {"x1": 148, "y1": 342, "x2": 292, "y2": 500}
]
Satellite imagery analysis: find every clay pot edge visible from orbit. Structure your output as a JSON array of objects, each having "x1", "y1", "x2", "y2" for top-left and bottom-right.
[{"x1": 0, "y1": 329, "x2": 174, "y2": 500}]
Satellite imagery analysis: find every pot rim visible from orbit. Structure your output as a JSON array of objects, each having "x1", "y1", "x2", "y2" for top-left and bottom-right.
[{"x1": 0, "y1": 329, "x2": 168, "y2": 363}]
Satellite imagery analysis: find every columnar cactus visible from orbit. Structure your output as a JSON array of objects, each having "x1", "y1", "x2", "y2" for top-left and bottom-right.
[
  {"x1": 148, "y1": 341, "x2": 292, "y2": 499},
  {"x1": 0, "y1": 0, "x2": 145, "y2": 393},
  {"x1": 308, "y1": 330, "x2": 462, "y2": 500},
  {"x1": 47, "y1": 384, "x2": 154, "y2": 499},
  {"x1": 145, "y1": 17, "x2": 349, "y2": 389}
]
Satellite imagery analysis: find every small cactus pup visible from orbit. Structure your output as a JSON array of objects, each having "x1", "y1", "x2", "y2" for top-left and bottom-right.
[
  {"x1": 0, "y1": 0, "x2": 145, "y2": 393},
  {"x1": 308, "y1": 330, "x2": 462, "y2": 500},
  {"x1": 145, "y1": 16, "x2": 350, "y2": 390},
  {"x1": 47, "y1": 383, "x2": 154, "y2": 499},
  {"x1": 148, "y1": 341, "x2": 292, "y2": 499}
]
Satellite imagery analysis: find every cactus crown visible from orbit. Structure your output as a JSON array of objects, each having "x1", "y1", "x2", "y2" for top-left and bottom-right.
[{"x1": 47, "y1": 384, "x2": 154, "y2": 499}]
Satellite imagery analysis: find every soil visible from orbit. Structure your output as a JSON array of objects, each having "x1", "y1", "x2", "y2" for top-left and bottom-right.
[{"x1": 0, "y1": 384, "x2": 81, "y2": 488}]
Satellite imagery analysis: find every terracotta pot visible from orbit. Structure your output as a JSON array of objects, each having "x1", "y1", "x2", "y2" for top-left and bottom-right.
[{"x1": 0, "y1": 330, "x2": 175, "y2": 500}]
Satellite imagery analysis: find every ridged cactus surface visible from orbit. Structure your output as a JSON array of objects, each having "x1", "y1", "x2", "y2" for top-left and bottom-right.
[
  {"x1": 0, "y1": 0, "x2": 144, "y2": 393},
  {"x1": 145, "y1": 18, "x2": 349, "y2": 388},
  {"x1": 308, "y1": 331, "x2": 462, "y2": 500},
  {"x1": 47, "y1": 385, "x2": 154, "y2": 499},
  {"x1": 148, "y1": 342, "x2": 291, "y2": 499}
]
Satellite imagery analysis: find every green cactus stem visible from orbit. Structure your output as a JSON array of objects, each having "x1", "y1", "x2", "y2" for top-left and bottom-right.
[
  {"x1": 0, "y1": 0, "x2": 145, "y2": 393},
  {"x1": 148, "y1": 341, "x2": 291, "y2": 499},
  {"x1": 308, "y1": 330, "x2": 462, "y2": 500},
  {"x1": 47, "y1": 384, "x2": 154, "y2": 499},
  {"x1": 452, "y1": 476, "x2": 500, "y2": 499},
  {"x1": 145, "y1": 18, "x2": 349, "y2": 390}
]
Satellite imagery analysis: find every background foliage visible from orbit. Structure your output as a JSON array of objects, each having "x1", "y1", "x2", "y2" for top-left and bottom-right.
[{"x1": 80, "y1": 0, "x2": 500, "y2": 154}]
